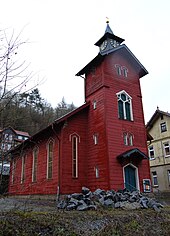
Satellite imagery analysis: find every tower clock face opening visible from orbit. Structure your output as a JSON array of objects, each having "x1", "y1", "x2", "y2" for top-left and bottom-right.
[{"x1": 100, "y1": 40, "x2": 108, "y2": 51}]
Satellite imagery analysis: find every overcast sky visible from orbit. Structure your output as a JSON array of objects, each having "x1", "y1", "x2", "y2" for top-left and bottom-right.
[{"x1": 0, "y1": 0, "x2": 170, "y2": 123}]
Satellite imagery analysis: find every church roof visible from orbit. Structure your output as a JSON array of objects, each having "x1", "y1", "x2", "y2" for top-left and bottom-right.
[
  {"x1": 76, "y1": 44, "x2": 148, "y2": 78},
  {"x1": 9, "y1": 102, "x2": 90, "y2": 154}
]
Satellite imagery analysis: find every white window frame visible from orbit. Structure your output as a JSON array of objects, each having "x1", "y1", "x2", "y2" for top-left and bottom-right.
[
  {"x1": 148, "y1": 145, "x2": 155, "y2": 160},
  {"x1": 163, "y1": 142, "x2": 170, "y2": 157},
  {"x1": 123, "y1": 133, "x2": 128, "y2": 145},
  {"x1": 95, "y1": 166, "x2": 99, "y2": 178},
  {"x1": 47, "y1": 139, "x2": 54, "y2": 179},
  {"x1": 32, "y1": 147, "x2": 38, "y2": 182},
  {"x1": 121, "y1": 66, "x2": 128, "y2": 77},
  {"x1": 116, "y1": 90, "x2": 133, "y2": 121},
  {"x1": 129, "y1": 133, "x2": 133, "y2": 146},
  {"x1": 93, "y1": 100, "x2": 97, "y2": 109},
  {"x1": 72, "y1": 135, "x2": 78, "y2": 178},
  {"x1": 167, "y1": 170, "x2": 170, "y2": 185},
  {"x1": 160, "y1": 122, "x2": 167, "y2": 133},
  {"x1": 152, "y1": 171, "x2": 158, "y2": 186},
  {"x1": 21, "y1": 155, "x2": 26, "y2": 184},
  {"x1": 93, "y1": 133, "x2": 98, "y2": 145},
  {"x1": 115, "y1": 64, "x2": 121, "y2": 76}
]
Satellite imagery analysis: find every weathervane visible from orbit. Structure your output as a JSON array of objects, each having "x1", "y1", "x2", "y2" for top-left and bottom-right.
[{"x1": 106, "y1": 17, "x2": 109, "y2": 24}]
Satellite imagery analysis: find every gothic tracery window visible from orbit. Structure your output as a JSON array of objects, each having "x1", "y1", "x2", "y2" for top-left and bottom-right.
[{"x1": 117, "y1": 91, "x2": 133, "y2": 121}]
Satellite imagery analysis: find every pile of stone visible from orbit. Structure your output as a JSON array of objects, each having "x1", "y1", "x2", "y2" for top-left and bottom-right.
[{"x1": 57, "y1": 187, "x2": 163, "y2": 212}]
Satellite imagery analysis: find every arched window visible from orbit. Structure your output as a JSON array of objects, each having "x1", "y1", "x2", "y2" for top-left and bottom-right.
[
  {"x1": 121, "y1": 66, "x2": 128, "y2": 77},
  {"x1": 123, "y1": 133, "x2": 128, "y2": 145},
  {"x1": 32, "y1": 146, "x2": 38, "y2": 182},
  {"x1": 21, "y1": 154, "x2": 26, "y2": 183},
  {"x1": 72, "y1": 136, "x2": 78, "y2": 178},
  {"x1": 123, "y1": 132, "x2": 133, "y2": 146},
  {"x1": 115, "y1": 64, "x2": 121, "y2": 76},
  {"x1": 47, "y1": 140, "x2": 54, "y2": 179},
  {"x1": 117, "y1": 91, "x2": 133, "y2": 121}
]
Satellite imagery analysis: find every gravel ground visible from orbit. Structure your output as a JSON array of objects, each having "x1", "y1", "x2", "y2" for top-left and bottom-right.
[{"x1": 0, "y1": 196, "x2": 170, "y2": 235}]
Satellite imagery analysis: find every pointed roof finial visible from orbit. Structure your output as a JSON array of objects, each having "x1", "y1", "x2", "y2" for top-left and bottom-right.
[{"x1": 106, "y1": 17, "x2": 109, "y2": 24}]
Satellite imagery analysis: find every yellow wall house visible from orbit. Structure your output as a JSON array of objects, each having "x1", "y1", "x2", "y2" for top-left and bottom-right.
[{"x1": 146, "y1": 108, "x2": 170, "y2": 192}]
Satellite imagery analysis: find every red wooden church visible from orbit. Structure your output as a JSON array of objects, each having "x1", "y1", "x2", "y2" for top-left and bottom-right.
[{"x1": 8, "y1": 21, "x2": 151, "y2": 197}]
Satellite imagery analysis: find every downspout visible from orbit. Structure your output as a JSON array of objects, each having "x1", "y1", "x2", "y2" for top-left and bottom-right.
[{"x1": 52, "y1": 123, "x2": 61, "y2": 202}]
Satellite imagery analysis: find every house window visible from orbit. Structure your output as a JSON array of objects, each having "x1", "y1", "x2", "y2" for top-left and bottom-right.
[
  {"x1": 72, "y1": 136, "x2": 78, "y2": 178},
  {"x1": 167, "y1": 170, "x2": 170, "y2": 185},
  {"x1": 95, "y1": 166, "x2": 99, "y2": 178},
  {"x1": 129, "y1": 134, "x2": 133, "y2": 146},
  {"x1": 123, "y1": 133, "x2": 128, "y2": 145},
  {"x1": 21, "y1": 155, "x2": 26, "y2": 183},
  {"x1": 121, "y1": 66, "x2": 128, "y2": 77},
  {"x1": 9, "y1": 134, "x2": 13, "y2": 141},
  {"x1": 93, "y1": 133, "x2": 98, "y2": 145},
  {"x1": 152, "y1": 171, "x2": 158, "y2": 186},
  {"x1": 18, "y1": 135, "x2": 23, "y2": 140},
  {"x1": 117, "y1": 91, "x2": 133, "y2": 121},
  {"x1": 32, "y1": 147, "x2": 38, "y2": 182},
  {"x1": 163, "y1": 142, "x2": 170, "y2": 157},
  {"x1": 160, "y1": 122, "x2": 167, "y2": 132},
  {"x1": 115, "y1": 64, "x2": 121, "y2": 76},
  {"x1": 47, "y1": 140, "x2": 54, "y2": 179},
  {"x1": 148, "y1": 145, "x2": 155, "y2": 160},
  {"x1": 123, "y1": 133, "x2": 133, "y2": 146},
  {"x1": 93, "y1": 100, "x2": 97, "y2": 109}
]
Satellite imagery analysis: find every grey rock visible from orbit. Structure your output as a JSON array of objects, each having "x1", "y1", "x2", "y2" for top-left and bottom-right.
[
  {"x1": 93, "y1": 188, "x2": 106, "y2": 196},
  {"x1": 57, "y1": 200, "x2": 67, "y2": 209},
  {"x1": 120, "y1": 201, "x2": 141, "y2": 210},
  {"x1": 82, "y1": 187, "x2": 90, "y2": 195},
  {"x1": 69, "y1": 198, "x2": 79, "y2": 206},
  {"x1": 77, "y1": 202, "x2": 88, "y2": 211},
  {"x1": 103, "y1": 198, "x2": 114, "y2": 207},
  {"x1": 66, "y1": 203, "x2": 77, "y2": 211},
  {"x1": 98, "y1": 196, "x2": 105, "y2": 205},
  {"x1": 71, "y1": 193, "x2": 83, "y2": 200},
  {"x1": 114, "y1": 201, "x2": 121, "y2": 208}
]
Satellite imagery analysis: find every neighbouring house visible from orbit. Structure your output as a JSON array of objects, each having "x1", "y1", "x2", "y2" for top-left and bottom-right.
[
  {"x1": 8, "y1": 21, "x2": 151, "y2": 198},
  {"x1": 0, "y1": 127, "x2": 29, "y2": 193},
  {"x1": 146, "y1": 108, "x2": 170, "y2": 192}
]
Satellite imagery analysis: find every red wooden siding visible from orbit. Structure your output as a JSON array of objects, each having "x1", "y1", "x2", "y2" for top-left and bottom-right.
[{"x1": 8, "y1": 38, "x2": 151, "y2": 196}]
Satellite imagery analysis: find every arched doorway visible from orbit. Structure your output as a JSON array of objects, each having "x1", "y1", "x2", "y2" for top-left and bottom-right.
[{"x1": 124, "y1": 164, "x2": 139, "y2": 192}]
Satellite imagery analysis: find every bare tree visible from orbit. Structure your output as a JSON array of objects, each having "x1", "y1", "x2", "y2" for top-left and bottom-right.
[
  {"x1": 0, "y1": 27, "x2": 41, "y2": 115},
  {"x1": 0, "y1": 27, "x2": 41, "y2": 191}
]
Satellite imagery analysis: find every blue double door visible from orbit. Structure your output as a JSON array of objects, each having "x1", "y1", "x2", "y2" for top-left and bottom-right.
[{"x1": 124, "y1": 165, "x2": 137, "y2": 192}]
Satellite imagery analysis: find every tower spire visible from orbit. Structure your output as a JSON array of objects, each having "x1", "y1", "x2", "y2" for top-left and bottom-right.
[{"x1": 94, "y1": 21, "x2": 125, "y2": 54}]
